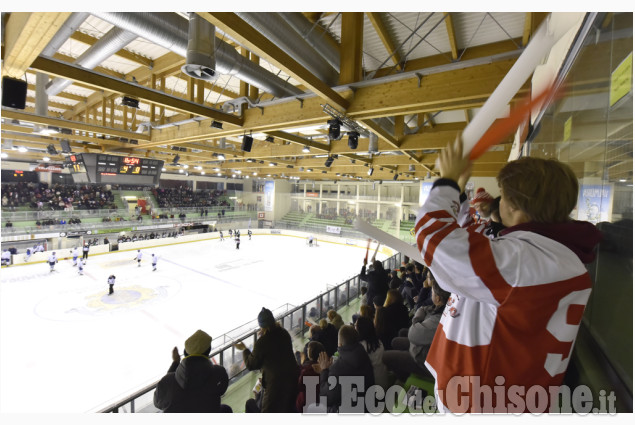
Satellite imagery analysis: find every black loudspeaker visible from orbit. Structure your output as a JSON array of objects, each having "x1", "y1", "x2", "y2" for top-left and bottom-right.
[
  {"x1": 2, "y1": 76, "x2": 27, "y2": 109},
  {"x1": 60, "y1": 139, "x2": 71, "y2": 153},
  {"x1": 242, "y1": 135, "x2": 253, "y2": 152}
]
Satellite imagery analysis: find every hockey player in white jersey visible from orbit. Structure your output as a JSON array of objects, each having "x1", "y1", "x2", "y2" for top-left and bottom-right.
[
  {"x1": 48, "y1": 252, "x2": 58, "y2": 272},
  {"x1": 134, "y1": 250, "x2": 142, "y2": 267},
  {"x1": 151, "y1": 254, "x2": 158, "y2": 271},
  {"x1": 1, "y1": 250, "x2": 11, "y2": 267},
  {"x1": 78, "y1": 259, "x2": 85, "y2": 275},
  {"x1": 71, "y1": 246, "x2": 79, "y2": 267}
]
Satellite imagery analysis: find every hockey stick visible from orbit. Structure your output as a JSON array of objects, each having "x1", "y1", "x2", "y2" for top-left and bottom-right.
[
  {"x1": 371, "y1": 241, "x2": 381, "y2": 262},
  {"x1": 355, "y1": 219, "x2": 422, "y2": 263},
  {"x1": 364, "y1": 238, "x2": 372, "y2": 262}
]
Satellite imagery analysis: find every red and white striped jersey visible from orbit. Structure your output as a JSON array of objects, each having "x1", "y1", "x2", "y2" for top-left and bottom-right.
[{"x1": 415, "y1": 182, "x2": 601, "y2": 413}]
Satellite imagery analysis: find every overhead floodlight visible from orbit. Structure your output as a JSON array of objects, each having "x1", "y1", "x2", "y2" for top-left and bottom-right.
[
  {"x1": 43, "y1": 156, "x2": 50, "y2": 162},
  {"x1": 348, "y1": 131, "x2": 359, "y2": 150},
  {"x1": 302, "y1": 146, "x2": 310, "y2": 153},
  {"x1": 121, "y1": 96, "x2": 139, "y2": 109},
  {"x1": 18, "y1": 147, "x2": 27, "y2": 153},
  {"x1": 47, "y1": 144, "x2": 58, "y2": 155},
  {"x1": 211, "y1": 120, "x2": 223, "y2": 129},
  {"x1": 172, "y1": 154, "x2": 180, "y2": 164},
  {"x1": 368, "y1": 132, "x2": 378, "y2": 153},
  {"x1": 217, "y1": 154, "x2": 225, "y2": 160},
  {"x1": 368, "y1": 168, "x2": 374, "y2": 176},
  {"x1": 327, "y1": 119, "x2": 342, "y2": 141}
]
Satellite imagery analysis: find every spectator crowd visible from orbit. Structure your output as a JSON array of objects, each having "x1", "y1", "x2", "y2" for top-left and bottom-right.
[{"x1": 2, "y1": 182, "x2": 116, "y2": 211}]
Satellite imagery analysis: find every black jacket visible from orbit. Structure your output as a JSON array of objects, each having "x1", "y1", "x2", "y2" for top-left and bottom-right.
[
  {"x1": 153, "y1": 355, "x2": 229, "y2": 413},
  {"x1": 359, "y1": 265, "x2": 389, "y2": 308},
  {"x1": 319, "y1": 342, "x2": 375, "y2": 413},
  {"x1": 375, "y1": 302, "x2": 411, "y2": 350},
  {"x1": 243, "y1": 325, "x2": 300, "y2": 412}
]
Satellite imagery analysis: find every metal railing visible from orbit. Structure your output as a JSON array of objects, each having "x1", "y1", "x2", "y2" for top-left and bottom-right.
[
  {"x1": 98, "y1": 249, "x2": 404, "y2": 413},
  {"x1": 0, "y1": 208, "x2": 121, "y2": 222}
]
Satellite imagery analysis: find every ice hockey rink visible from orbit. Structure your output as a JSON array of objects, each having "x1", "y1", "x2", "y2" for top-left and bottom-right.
[{"x1": 0, "y1": 234, "x2": 386, "y2": 413}]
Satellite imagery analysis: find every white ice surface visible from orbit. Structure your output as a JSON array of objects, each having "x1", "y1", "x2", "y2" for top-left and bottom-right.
[{"x1": 0, "y1": 234, "x2": 380, "y2": 413}]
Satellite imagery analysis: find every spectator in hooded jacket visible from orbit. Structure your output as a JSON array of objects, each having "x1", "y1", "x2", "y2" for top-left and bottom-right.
[
  {"x1": 154, "y1": 330, "x2": 231, "y2": 413},
  {"x1": 315, "y1": 325, "x2": 375, "y2": 413},
  {"x1": 359, "y1": 259, "x2": 389, "y2": 314},
  {"x1": 234, "y1": 307, "x2": 299, "y2": 412},
  {"x1": 382, "y1": 276, "x2": 451, "y2": 382}
]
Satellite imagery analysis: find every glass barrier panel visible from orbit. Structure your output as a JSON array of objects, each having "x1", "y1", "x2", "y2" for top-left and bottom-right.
[
  {"x1": 290, "y1": 308, "x2": 303, "y2": 336},
  {"x1": 224, "y1": 346, "x2": 243, "y2": 379},
  {"x1": 306, "y1": 298, "x2": 320, "y2": 323},
  {"x1": 321, "y1": 292, "x2": 332, "y2": 317},
  {"x1": 132, "y1": 390, "x2": 155, "y2": 413}
]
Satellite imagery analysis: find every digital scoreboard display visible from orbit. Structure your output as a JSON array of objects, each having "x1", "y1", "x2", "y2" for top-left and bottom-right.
[{"x1": 68, "y1": 153, "x2": 164, "y2": 186}]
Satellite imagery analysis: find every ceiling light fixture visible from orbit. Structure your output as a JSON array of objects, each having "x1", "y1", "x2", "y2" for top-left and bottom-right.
[
  {"x1": 18, "y1": 147, "x2": 27, "y2": 153},
  {"x1": 217, "y1": 154, "x2": 225, "y2": 160},
  {"x1": 302, "y1": 146, "x2": 310, "y2": 153},
  {"x1": 327, "y1": 119, "x2": 342, "y2": 141},
  {"x1": 348, "y1": 131, "x2": 359, "y2": 150},
  {"x1": 43, "y1": 157, "x2": 50, "y2": 162}
]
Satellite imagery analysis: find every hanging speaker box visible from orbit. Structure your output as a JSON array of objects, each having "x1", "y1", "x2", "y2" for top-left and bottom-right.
[
  {"x1": 1, "y1": 76, "x2": 27, "y2": 109},
  {"x1": 241, "y1": 135, "x2": 253, "y2": 152}
]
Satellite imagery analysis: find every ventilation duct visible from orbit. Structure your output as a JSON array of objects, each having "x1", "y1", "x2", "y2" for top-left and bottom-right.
[
  {"x1": 93, "y1": 12, "x2": 303, "y2": 99},
  {"x1": 280, "y1": 12, "x2": 340, "y2": 72},
  {"x1": 46, "y1": 27, "x2": 138, "y2": 96},
  {"x1": 368, "y1": 132, "x2": 378, "y2": 153},
  {"x1": 42, "y1": 12, "x2": 90, "y2": 57},
  {"x1": 35, "y1": 73, "x2": 49, "y2": 117},
  {"x1": 34, "y1": 13, "x2": 89, "y2": 120},
  {"x1": 236, "y1": 13, "x2": 338, "y2": 85},
  {"x1": 182, "y1": 13, "x2": 217, "y2": 82}
]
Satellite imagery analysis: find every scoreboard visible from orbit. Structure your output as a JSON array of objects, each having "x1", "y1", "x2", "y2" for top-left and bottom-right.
[{"x1": 68, "y1": 153, "x2": 163, "y2": 185}]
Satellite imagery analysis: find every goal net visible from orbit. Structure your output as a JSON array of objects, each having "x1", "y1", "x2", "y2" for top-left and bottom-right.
[{"x1": 306, "y1": 237, "x2": 319, "y2": 247}]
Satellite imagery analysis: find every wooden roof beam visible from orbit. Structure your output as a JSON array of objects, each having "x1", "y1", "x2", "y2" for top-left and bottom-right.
[
  {"x1": 367, "y1": 13, "x2": 403, "y2": 70},
  {"x1": 29, "y1": 56, "x2": 242, "y2": 128},
  {"x1": 2, "y1": 12, "x2": 71, "y2": 78},
  {"x1": 444, "y1": 13, "x2": 459, "y2": 61}
]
